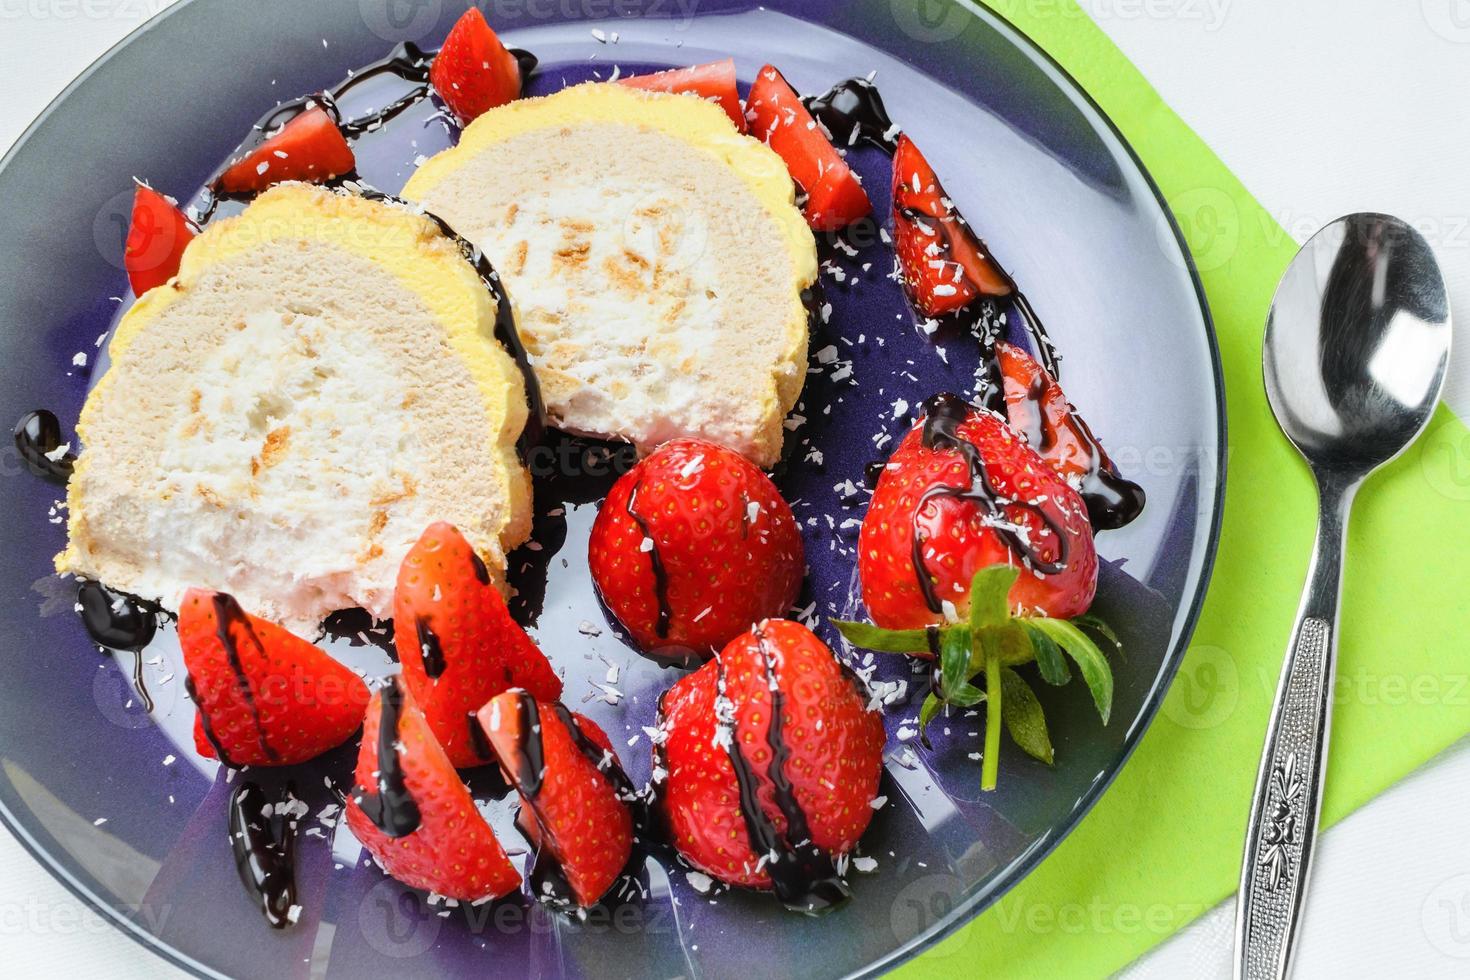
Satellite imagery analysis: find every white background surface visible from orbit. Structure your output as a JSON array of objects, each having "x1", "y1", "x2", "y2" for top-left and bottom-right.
[{"x1": 2, "y1": 1, "x2": 1469, "y2": 976}]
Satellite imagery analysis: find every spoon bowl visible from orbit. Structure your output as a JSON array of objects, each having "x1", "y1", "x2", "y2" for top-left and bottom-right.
[{"x1": 1263, "y1": 213, "x2": 1451, "y2": 477}]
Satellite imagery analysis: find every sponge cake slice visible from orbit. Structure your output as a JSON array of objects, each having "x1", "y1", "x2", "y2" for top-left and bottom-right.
[
  {"x1": 402, "y1": 83, "x2": 818, "y2": 467},
  {"x1": 58, "y1": 183, "x2": 534, "y2": 632}
]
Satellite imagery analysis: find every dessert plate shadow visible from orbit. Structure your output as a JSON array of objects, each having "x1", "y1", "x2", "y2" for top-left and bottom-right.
[{"x1": 0, "y1": 1, "x2": 1224, "y2": 977}]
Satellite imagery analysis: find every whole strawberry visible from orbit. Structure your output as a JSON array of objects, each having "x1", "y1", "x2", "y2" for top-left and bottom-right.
[
  {"x1": 345, "y1": 678, "x2": 521, "y2": 902},
  {"x1": 655, "y1": 619, "x2": 884, "y2": 913},
  {"x1": 180, "y1": 589, "x2": 369, "y2": 767},
  {"x1": 589, "y1": 439, "x2": 804, "y2": 665},
  {"x1": 478, "y1": 692, "x2": 635, "y2": 909},
  {"x1": 859, "y1": 393, "x2": 1096, "y2": 628},
  {"x1": 394, "y1": 522, "x2": 562, "y2": 768}
]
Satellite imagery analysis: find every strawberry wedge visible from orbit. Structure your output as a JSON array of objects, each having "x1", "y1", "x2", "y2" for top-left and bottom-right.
[
  {"x1": 746, "y1": 64, "x2": 871, "y2": 232},
  {"x1": 891, "y1": 133, "x2": 1012, "y2": 317},
  {"x1": 430, "y1": 7, "x2": 524, "y2": 124},
  {"x1": 619, "y1": 58, "x2": 745, "y2": 132},
  {"x1": 124, "y1": 184, "x2": 196, "y2": 295},
  {"x1": 214, "y1": 102, "x2": 355, "y2": 195}
]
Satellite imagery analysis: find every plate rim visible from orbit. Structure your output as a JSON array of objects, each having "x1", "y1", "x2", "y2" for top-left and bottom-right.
[{"x1": 0, "y1": 2, "x2": 1228, "y2": 978}]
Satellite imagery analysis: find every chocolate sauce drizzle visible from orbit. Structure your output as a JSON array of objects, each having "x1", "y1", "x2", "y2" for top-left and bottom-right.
[
  {"x1": 77, "y1": 580, "x2": 160, "y2": 713},
  {"x1": 804, "y1": 77, "x2": 899, "y2": 153},
  {"x1": 351, "y1": 677, "x2": 422, "y2": 838},
  {"x1": 623, "y1": 481, "x2": 672, "y2": 639},
  {"x1": 205, "y1": 593, "x2": 281, "y2": 764},
  {"x1": 228, "y1": 781, "x2": 299, "y2": 929},
  {"x1": 910, "y1": 393, "x2": 1070, "y2": 614},
  {"x1": 415, "y1": 617, "x2": 446, "y2": 679},
  {"x1": 1007, "y1": 369, "x2": 1146, "y2": 529},
  {"x1": 714, "y1": 631, "x2": 850, "y2": 915},
  {"x1": 807, "y1": 77, "x2": 1062, "y2": 383},
  {"x1": 503, "y1": 692, "x2": 644, "y2": 908},
  {"x1": 13, "y1": 410, "x2": 75, "y2": 483}
]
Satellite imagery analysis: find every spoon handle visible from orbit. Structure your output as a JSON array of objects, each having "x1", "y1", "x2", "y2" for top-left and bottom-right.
[{"x1": 1234, "y1": 477, "x2": 1354, "y2": 980}]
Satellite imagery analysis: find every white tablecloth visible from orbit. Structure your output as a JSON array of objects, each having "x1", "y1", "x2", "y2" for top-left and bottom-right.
[{"x1": 1, "y1": 2, "x2": 1466, "y2": 976}]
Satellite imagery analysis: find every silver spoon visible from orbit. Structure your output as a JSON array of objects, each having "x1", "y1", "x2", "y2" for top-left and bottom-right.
[{"x1": 1236, "y1": 213, "x2": 1451, "y2": 978}]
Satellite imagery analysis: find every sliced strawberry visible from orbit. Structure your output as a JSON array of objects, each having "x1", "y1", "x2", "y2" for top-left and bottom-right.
[
  {"x1": 858, "y1": 393, "x2": 1097, "y2": 627},
  {"x1": 478, "y1": 692, "x2": 635, "y2": 909},
  {"x1": 124, "y1": 184, "x2": 195, "y2": 295},
  {"x1": 345, "y1": 678, "x2": 521, "y2": 902},
  {"x1": 891, "y1": 134, "x2": 1012, "y2": 317},
  {"x1": 179, "y1": 589, "x2": 369, "y2": 767},
  {"x1": 429, "y1": 7, "x2": 523, "y2": 125},
  {"x1": 996, "y1": 341, "x2": 1145, "y2": 529},
  {"x1": 588, "y1": 439, "x2": 804, "y2": 665},
  {"x1": 214, "y1": 102, "x2": 355, "y2": 195},
  {"x1": 656, "y1": 620, "x2": 884, "y2": 912},
  {"x1": 619, "y1": 58, "x2": 745, "y2": 132},
  {"x1": 394, "y1": 522, "x2": 562, "y2": 768},
  {"x1": 745, "y1": 64, "x2": 871, "y2": 232}
]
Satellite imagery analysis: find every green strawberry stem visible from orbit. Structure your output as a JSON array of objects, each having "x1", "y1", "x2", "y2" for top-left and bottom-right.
[
  {"x1": 834, "y1": 565, "x2": 1119, "y2": 792},
  {"x1": 981, "y1": 642, "x2": 1002, "y2": 792}
]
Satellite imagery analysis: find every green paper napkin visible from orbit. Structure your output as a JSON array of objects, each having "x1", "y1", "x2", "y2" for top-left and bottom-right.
[{"x1": 895, "y1": 2, "x2": 1470, "y2": 976}]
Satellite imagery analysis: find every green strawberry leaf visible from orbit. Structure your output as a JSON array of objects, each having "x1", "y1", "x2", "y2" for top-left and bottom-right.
[
  {"x1": 968, "y1": 565, "x2": 1019, "y2": 633},
  {"x1": 917, "y1": 692, "x2": 945, "y2": 748},
  {"x1": 1000, "y1": 667, "x2": 1054, "y2": 764},
  {"x1": 832, "y1": 619, "x2": 938, "y2": 655},
  {"x1": 1021, "y1": 621, "x2": 1070, "y2": 685},
  {"x1": 1073, "y1": 613, "x2": 1125, "y2": 658},
  {"x1": 1030, "y1": 617, "x2": 1114, "y2": 724},
  {"x1": 940, "y1": 626, "x2": 984, "y2": 707}
]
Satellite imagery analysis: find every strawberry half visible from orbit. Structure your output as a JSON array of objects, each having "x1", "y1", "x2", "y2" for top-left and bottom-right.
[
  {"x1": 619, "y1": 58, "x2": 745, "y2": 132},
  {"x1": 656, "y1": 619, "x2": 884, "y2": 913},
  {"x1": 214, "y1": 101, "x2": 356, "y2": 195},
  {"x1": 588, "y1": 439, "x2": 805, "y2": 665},
  {"x1": 478, "y1": 692, "x2": 635, "y2": 909},
  {"x1": 858, "y1": 393, "x2": 1097, "y2": 627},
  {"x1": 394, "y1": 522, "x2": 562, "y2": 768},
  {"x1": 745, "y1": 64, "x2": 871, "y2": 231},
  {"x1": 179, "y1": 589, "x2": 369, "y2": 767},
  {"x1": 430, "y1": 7, "x2": 523, "y2": 125},
  {"x1": 996, "y1": 341, "x2": 1146, "y2": 529},
  {"x1": 124, "y1": 184, "x2": 196, "y2": 296},
  {"x1": 345, "y1": 678, "x2": 521, "y2": 902},
  {"x1": 891, "y1": 134, "x2": 1012, "y2": 318}
]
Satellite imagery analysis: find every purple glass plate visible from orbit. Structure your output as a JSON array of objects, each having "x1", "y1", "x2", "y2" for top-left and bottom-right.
[{"x1": 0, "y1": 1, "x2": 1223, "y2": 977}]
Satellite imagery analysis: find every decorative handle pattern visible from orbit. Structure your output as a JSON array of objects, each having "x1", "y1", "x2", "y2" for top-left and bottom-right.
[{"x1": 1237, "y1": 617, "x2": 1332, "y2": 980}]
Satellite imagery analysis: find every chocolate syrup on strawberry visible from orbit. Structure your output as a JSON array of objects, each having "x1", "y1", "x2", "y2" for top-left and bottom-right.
[
  {"x1": 503, "y1": 692, "x2": 644, "y2": 909},
  {"x1": 202, "y1": 593, "x2": 282, "y2": 764},
  {"x1": 352, "y1": 676, "x2": 422, "y2": 838},
  {"x1": 415, "y1": 618, "x2": 446, "y2": 679},
  {"x1": 804, "y1": 78, "x2": 899, "y2": 154},
  {"x1": 712, "y1": 633, "x2": 851, "y2": 916},
  {"x1": 467, "y1": 710, "x2": 494, "y2": 763},
  {"x1": 1005, "y1": 373, "x2": 1146, "y2": 530},
  {"x1": 229, "y1": 781, "x2": 299, "y2": 929},
  {"x1": 623, "y1": 481, "x2": 672, "y2": 640},
  {"x1": 13, "y1": 410, "x2": 75, "y2": 483},
  {"x1": 909, "y1": 393, "x2": 1070, "y2": 614},
  {"x1": 77, "y1": 580, "x2": 161, "y2": 714}
]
